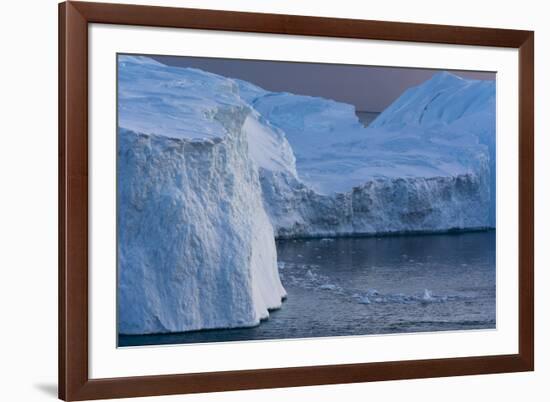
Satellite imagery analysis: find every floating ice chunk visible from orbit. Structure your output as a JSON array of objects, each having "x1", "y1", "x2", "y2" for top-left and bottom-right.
[
  {"x1": 367, "y1": 289, "x2": 380, "y2": 296},
  {"x1": 422, "y1": 289, "x2": 435, "y2": 302}
]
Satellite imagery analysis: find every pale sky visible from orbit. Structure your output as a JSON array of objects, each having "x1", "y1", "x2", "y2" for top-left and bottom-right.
[{"x1": 152, "y1": 55, "x2": 495, "y2": 112}]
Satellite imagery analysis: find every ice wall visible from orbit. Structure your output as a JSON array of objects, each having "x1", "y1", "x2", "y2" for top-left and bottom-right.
[
  {"x1": 370, "y1": 71, "x2": 496, "y2": 227},
  {"x1": 117, "y1": 56, "x2": 285, "y2": 335},
  {"x1": 239, "y1": 72, "x2": 496, "y2": 237}
]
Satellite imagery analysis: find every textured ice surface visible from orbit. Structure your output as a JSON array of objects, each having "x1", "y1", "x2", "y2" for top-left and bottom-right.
[
  {"x1": 117, "y1": 56, "x2": 285, "y2": 335},
  {"x1": 238, "y1": 72, "x2": 496, "y2": 237},
  {"x1": 370, "y1": 72, "x2": 496, "y2": 227}
]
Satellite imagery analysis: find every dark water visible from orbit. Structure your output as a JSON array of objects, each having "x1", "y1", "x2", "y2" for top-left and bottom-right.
[
  {"x1": 355, "y1": 111, "x2": 381, "y2": 127},
  {"x1": 119, "y1": 231, "x2": 495, "y2": 347}
]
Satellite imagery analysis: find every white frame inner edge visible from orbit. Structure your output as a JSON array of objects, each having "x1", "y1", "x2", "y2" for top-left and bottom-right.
[{"x1": 89, "y1": 23, "x2": 519, "y2": 379}]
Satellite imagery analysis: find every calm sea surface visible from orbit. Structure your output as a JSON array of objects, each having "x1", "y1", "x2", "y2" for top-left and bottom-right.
[{"x1": 119, "y1": 231, "x2": 496, "y2": 347}]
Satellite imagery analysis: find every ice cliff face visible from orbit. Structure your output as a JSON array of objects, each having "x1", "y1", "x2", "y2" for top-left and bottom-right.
[
  {"x1": 238, "y1": 73, "x2": 495, "y2": 237},
  {"x1": 117, "y1": 56, "x2": 285, "y2": 335},
  {"x1": 258, "y1": 170, "x2": 491, "y2": 238},
  {"x1": 370, "y1": 72, "x2": 496, "y2": 228}
]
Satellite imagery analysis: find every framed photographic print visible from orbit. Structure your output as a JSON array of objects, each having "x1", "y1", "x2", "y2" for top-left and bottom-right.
[{"x1": 59, "y1": 1, "x2": 534, "y2": 400}]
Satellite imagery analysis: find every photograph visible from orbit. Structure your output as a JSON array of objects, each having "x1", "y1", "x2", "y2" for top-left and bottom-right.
[
  {"x1": 2, "y1": 0, "x2": 544, "y2": 401},
  {"x1": 116, "y1": 54, "x2": 497, "y2": 347}
]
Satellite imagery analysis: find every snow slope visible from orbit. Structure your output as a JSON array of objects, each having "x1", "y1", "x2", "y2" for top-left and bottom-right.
[
  {"x1": 117, "y1": 56, "x2": 285, "y2": 335},
  {"x1": 238, "y1": 73, "x2": 496, "y2": 237}
]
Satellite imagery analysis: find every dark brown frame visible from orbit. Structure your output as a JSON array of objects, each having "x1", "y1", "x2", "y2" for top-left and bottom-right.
[{"x1": 59, "y1": 1, "x2": 534, "y2": 400}]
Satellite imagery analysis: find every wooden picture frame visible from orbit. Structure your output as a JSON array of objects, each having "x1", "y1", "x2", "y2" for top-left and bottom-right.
[{"x1": 59, "y1": 1, "x2": 534, "y2": 400}]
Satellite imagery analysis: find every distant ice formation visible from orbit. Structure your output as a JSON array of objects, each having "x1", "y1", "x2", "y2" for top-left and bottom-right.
[{"x1": 239, "y1": 72, "x2": 495, "y2": 237}]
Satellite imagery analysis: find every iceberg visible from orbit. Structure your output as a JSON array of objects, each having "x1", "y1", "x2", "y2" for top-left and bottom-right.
[
  {"x1": 117, "y1": 56, "x2": 285, "y2": 335},
  {"x1": 238, "y1": 72, "x2": 495, "y2": 237}
]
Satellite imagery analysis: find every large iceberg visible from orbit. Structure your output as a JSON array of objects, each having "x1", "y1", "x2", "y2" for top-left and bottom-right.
[
  {"x1": 117, "y1": 56, "x2": 285, "y2": 335},
  {"x1": 239, "y1": 72, "x2": 495, "y2": 237}
]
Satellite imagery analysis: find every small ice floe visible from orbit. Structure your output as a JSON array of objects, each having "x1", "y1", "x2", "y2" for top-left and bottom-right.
[
  {"x1": 320, "y1": 238, "x2": 334, "y2": 242},
  {"x1": 352, "y1": 293, "x2": 371, "y2": 304},
  {"x1": 350, "y1": 288, "x2": 453, "y2": 306},
  {"x1": 422, "y1": 289, "x2": 435, "y2": 302},
  {"x1": 319, "y1": 284, "x2": 337, "y2": 290},
  {"x1": 297, "y1": 254, "x2": 303, "y2": 258},
  {"x1": 305, "y1": 270, "x2": 317, "y2": 280},
  {"x1": 366, "y1": 289, "x2": 380, "y2": 296}
]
